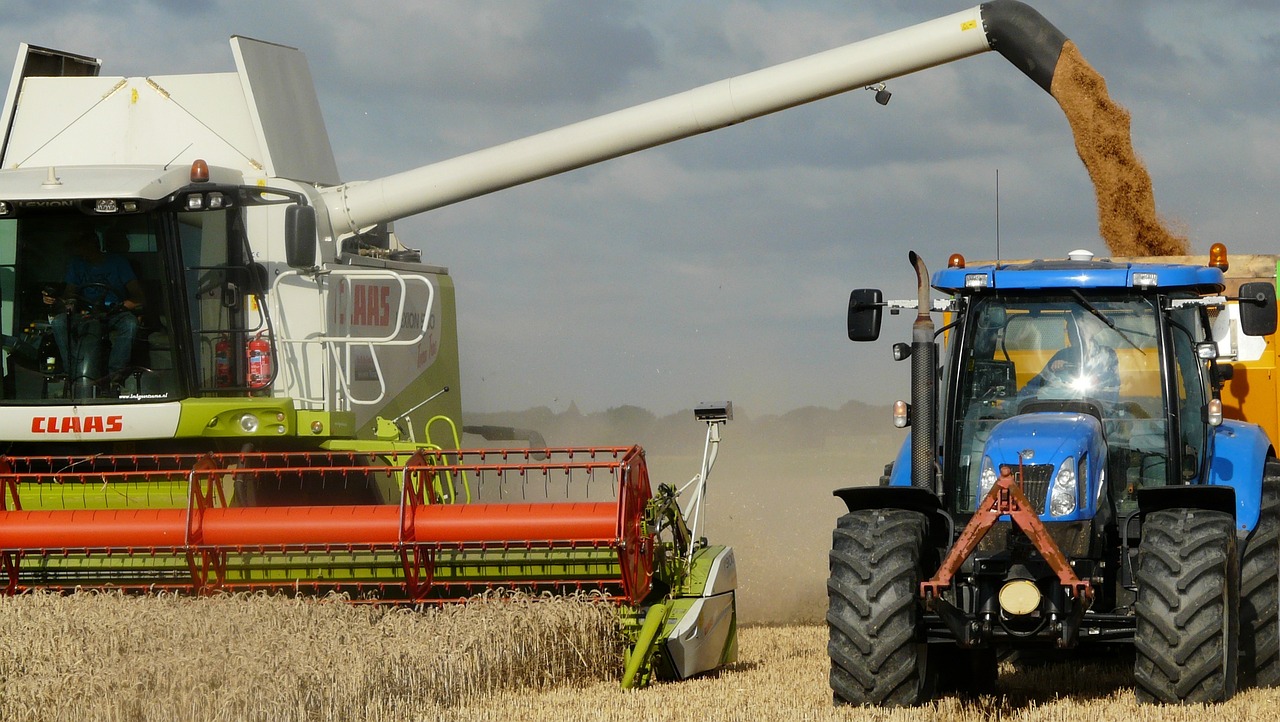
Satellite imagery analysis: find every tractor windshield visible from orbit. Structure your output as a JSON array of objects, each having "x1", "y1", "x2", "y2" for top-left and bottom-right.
[
  {"x1": 948, "y1": 293, "x2": 1187, "y2": 515},
  {"x1": 0, "y1": 206, "x2": 263, "y2": 404}
]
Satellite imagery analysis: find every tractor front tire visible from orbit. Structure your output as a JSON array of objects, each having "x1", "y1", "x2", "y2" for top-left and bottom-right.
[
  {"x1": 827, "y1": 508, "x2": 933, "y2": 706},
  {"x1": 1134, "y1": 508, "x2": 1239, "y2": 704},
  {"x1": 1241, "y1": 461, "x2": 1280, "y2": 688}
]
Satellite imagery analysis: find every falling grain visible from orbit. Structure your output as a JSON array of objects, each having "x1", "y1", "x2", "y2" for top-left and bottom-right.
[{"x1": 1050, "y1": 40, "x2": 1187, "y2": 256}]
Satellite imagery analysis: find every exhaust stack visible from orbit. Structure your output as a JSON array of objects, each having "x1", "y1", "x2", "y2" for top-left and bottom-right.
[{"x1": 909, "y1": 251, "x2": 937, "y2": 493}]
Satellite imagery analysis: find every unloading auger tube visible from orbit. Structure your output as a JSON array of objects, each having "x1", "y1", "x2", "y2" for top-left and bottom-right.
[{"x1": 320, "y1": 1, "x2": 1069, "y2": 238}]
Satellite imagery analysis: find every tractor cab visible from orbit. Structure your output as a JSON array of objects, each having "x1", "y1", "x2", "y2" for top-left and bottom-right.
[{"x1": 948, "y1": 292, "x2": 1205, "y2": 521}]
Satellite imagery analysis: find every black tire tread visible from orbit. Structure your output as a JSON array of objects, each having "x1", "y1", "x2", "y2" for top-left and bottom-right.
[
  {"x1": 828, "y1": 509, "x2": 929, "y2": 706},
  {"x1": 1133, "y1": 508, "x2": 1238, "y2": 704},
  {"x1": 1241, "y1": 462, "x2": 1280, "y2": 688}
]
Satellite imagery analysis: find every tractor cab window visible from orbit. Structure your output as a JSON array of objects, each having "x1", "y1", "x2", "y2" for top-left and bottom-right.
[
  {"x1": 1168, "y1": 305, "x2": 1212, "y2": 482},
  {"x1": 0, "y1": 215, "x2": 179, "y2": 403},
  {"x1": 950, "y1": 294, "x2": 1167, "y2": 514}
]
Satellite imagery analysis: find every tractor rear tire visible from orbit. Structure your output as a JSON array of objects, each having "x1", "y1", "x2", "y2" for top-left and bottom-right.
[
  {"x1": 1241, "y1": 462, "x2": 1280, "y2": 688},
  {"x1": 1133, "y1": 508, "x2": 1239, "y2": 704},
  {"x1": 827, "y1": 508, "x2": 933, "y2": 706}
]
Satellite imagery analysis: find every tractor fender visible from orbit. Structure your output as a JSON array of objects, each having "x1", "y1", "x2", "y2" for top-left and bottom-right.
[
  {"x1": 832, "y1": 485, "x2": 952, "y2": 551},
  {"x1": 1207, "y1": 419, "x2": 1273, "y2": 533}
]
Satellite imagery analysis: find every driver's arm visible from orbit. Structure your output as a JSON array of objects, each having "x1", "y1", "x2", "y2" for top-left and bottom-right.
[
  {"x1": 122, "y1": 278, "x2": 144, "y2": 311},
  {"x1": 42, "y1": 282, "x2": 76, "y2": 309}
]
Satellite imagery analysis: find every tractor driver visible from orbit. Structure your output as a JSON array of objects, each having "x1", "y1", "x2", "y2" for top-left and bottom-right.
[
  {"x1": 1021, "y1": 309, "x2": 1120, "y2": 405},
  {"x1": 43, "y1": 230, "x2": 146, "y2": 382}
]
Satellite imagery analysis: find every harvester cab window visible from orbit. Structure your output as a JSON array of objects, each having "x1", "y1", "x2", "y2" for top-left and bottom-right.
[
  {"x1": 178, "y1": 209, "x2": 264, "y2": 394},
  {"x1": 0, "y1": 216, "x2": 177, "y2": 403},
  {"x1": 951, "y1": 295, "x2": 1168, "y2": 514},
  {"x1": 0, "y1": 222, "x2": 14, "y2": 362}
]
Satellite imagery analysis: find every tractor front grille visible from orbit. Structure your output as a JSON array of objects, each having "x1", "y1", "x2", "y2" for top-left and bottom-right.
[{"x1": 1014, "y1": 463, "x2": 1053, "y2": 515}]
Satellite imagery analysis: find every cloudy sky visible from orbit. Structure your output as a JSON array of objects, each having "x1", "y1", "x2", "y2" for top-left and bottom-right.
[{"x1": 1, "y1": 1, "x2": 1276, "y2": 416}]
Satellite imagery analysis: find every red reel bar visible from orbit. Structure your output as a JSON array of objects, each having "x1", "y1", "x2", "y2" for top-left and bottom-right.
[{"x1": 0, "y1": 502, "x2": 620, "y2": 549}]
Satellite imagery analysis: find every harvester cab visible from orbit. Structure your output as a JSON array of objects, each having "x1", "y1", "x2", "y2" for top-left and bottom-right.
[{"x1": 830, "y1": 248, "x2": 1280, "y2": 705}]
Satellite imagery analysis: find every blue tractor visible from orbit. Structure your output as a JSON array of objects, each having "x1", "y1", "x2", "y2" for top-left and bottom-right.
[{"x1": 828, "y1": 248, "x2": 1279, "y2": 705}]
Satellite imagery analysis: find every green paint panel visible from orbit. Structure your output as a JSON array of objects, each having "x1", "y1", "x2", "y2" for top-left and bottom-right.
[{"x1": 7, "y1": 546, "x2": 625, "y2": 597}]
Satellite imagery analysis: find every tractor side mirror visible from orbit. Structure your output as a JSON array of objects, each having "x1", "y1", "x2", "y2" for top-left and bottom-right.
[
  {"x1": 1238, "y1": 282, "x2": 1277, "y2": 337},
  {"x1": 285, "y1": 204, "x2": 318, "y2": 269},
  {"x1": 847, "y1": 288, "x2": 883, "y2": 342}
]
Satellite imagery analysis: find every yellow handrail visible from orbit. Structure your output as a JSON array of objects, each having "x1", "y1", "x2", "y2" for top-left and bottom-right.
[{"x1": 424, "y1": 415, "x2": 471, "y2": 503}]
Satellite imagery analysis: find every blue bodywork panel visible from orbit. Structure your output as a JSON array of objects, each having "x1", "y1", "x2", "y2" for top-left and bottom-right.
[
  {"x1": 933, "y1": 260, "x2": 1224, "y2": 295},
  {"x1": 888, "y1": 413, "x2": 1107, "y2": 523},
  {"x1": 887, "y1": 432, "x2": 913, "y2": 487},
  {"x1": 978, "y1": 412, "x2": 1106, "y2": 522},
  {"x1": 1208, "y1": 419, "x2": 1272, "y2": 532}
]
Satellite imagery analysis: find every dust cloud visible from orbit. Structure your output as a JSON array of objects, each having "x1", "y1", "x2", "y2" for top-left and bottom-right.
[
  {"x1": 1050, "y1": 41, "x2": 1188, "y2": 256},
  {"x1": 465, "y1": 403, "x2": 901, "y2": 625}
]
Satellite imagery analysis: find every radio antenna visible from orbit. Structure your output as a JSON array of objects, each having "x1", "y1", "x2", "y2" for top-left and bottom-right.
[{"x1": 995, "y1": 168, "x2": 1001, "y2": 261}]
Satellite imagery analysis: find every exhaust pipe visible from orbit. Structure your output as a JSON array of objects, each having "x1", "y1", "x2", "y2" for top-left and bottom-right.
[{"x1": 908, "y1": 251, "x2": 937, "y2": 493}]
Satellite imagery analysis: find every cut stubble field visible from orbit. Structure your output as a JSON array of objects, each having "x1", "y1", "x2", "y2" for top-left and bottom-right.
[{"x1": 2, "y1": 592, "x2": 1278, "y2": 722}]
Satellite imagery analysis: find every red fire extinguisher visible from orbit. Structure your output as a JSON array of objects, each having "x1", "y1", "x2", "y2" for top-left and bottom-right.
[
  {"x1": 247, "y1": 332, "x2": 272, "y2": 390},
  {"x1": 214, "y1": 335, "x2": 232, "y2": 387}
]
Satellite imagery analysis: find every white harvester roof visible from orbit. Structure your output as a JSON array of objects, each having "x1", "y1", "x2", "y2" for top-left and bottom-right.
[{"x1": 0, "y1": 37, "x2": 339, "y2": 186}]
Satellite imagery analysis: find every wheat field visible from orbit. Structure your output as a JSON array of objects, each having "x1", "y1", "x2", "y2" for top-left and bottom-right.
[{"x1": 3, "y1": 591, "x2": 1280, "y2": 722}]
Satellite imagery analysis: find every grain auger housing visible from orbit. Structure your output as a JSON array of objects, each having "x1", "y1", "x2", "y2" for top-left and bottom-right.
[{"x1": 0, "y1": 1, "x2": 1104, "y2": 687}]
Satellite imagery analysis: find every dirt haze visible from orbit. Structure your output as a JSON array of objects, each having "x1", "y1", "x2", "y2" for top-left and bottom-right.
[
  {"x1": 465, "y1": 402, "x2": 901, "y2": 625},
  {"x1": 1051, "y1": 41, "x2": 1188, "y2": 256}
]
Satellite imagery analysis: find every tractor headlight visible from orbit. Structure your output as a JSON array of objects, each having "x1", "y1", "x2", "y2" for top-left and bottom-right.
[
  {"x1": 1049, "y1": 457, "x2": 1078, "y2": 516},
  {"x1": 978, "y1": 456, "x2": 997, "y2": 501}
]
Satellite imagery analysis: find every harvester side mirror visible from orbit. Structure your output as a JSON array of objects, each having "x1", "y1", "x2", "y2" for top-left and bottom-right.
[
  {"x1": 1238, "y1": 282, "x2": 1278, "y2": 337},
  {"x1": 284, "y1": 204, "x2": 318, "y2": 269},
  {"x1": 848, "y1": 289, "x2": 883, "y2": 342}
]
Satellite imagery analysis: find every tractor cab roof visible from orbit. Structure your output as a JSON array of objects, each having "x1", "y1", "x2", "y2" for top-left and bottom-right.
[{"x1": 933, "y1": 254, "x2": 1226, "y2": 296}]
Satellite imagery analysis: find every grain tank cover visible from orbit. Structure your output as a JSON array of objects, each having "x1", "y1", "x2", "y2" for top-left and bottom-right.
[
  {"x1": 0, "y1": 44, "x2": 101, "y2": 163},
  {"x1": 0, "y1": 37, "x2": 338, "y2": 185},
  {"x1": 229, "y1": 36, "x2": 339, "y2": 185}
]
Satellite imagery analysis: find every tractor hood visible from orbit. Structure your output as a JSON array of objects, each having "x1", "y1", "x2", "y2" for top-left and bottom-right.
[{"x1": 981, "y1": 411, "x2": 1107, "y2": 522}]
